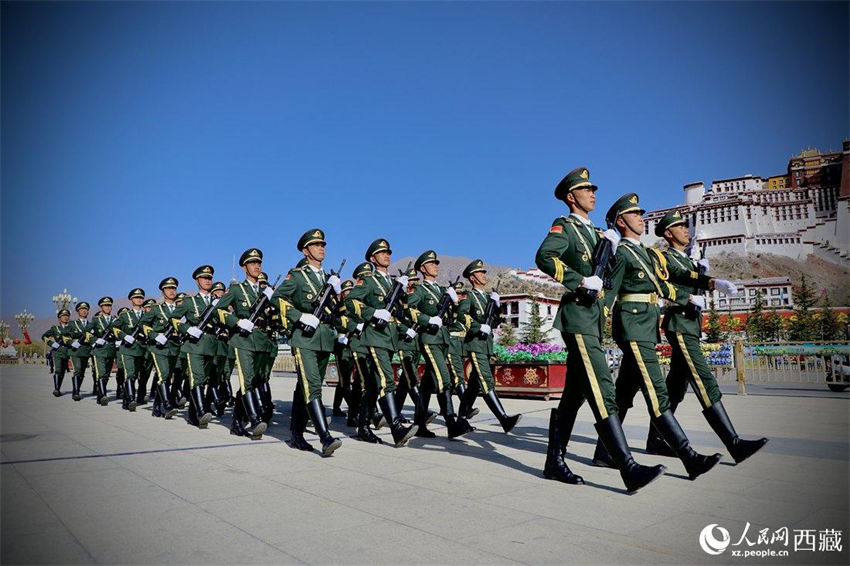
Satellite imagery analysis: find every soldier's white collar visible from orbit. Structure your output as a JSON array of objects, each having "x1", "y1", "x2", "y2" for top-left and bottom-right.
[
  {"x1": 569, "y1": 213, "x2": 593, "y2": 226},
  {"x1": 624, "y1": 237, "x2": 642, "y2": 246},
  {"x1": 671, "y1": 247, "x2": 689, "y2": 258}
]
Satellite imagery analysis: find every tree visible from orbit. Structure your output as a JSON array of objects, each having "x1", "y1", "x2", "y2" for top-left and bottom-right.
[
  {"x1": 788, "y1": 274, "x2": 818, "y2": 341},
  {"x1": 521, "y1": 297, "x2": 547, "y2": 344},
  {"x1": 762, "y1": 308, "x2": 785, "y2": 342},
  {"x1": 745, "y1": 290, "x2": 766, "y2": 341},
  {"x1": 814, "y1": 293, "x2": 841, "y2": 341},
  {"x1": 704, "y1": 299, "x2": 725, "y2": 343},
  {"x1": 498, "y1": 322, "x2": 518, "y2": 347}
]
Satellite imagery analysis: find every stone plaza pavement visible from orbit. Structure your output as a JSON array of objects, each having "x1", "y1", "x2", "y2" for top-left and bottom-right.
[{"x1": 1, "y1": 364, "x2": 848, "y2": 565}]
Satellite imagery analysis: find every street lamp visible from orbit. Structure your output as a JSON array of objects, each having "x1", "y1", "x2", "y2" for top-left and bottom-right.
[
  {"x1": 52, "y1": 289, "x2": 77, "y2": 313},
  {"x1": 0, "y1": 321, "x2": 9, "y2": 345},
  {"x1": 15, "y1": 309, "x2": 35, "y2": 335}
]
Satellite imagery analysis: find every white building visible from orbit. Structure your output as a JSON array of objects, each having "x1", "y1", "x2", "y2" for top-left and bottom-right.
[
  {"x1": 643, "y1": 142, "x2": 849, "y2": 267},
  {"x1": 709, "y1": 277, "x2": 794, "y2": 312},
  {"x1": 497, "y1": 293, "x2": 563, "y2": 346}
]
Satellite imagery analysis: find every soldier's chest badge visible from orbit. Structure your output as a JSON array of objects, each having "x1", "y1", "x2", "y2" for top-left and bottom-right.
[
  {"x1": 428, "y1": 299, "x2": 436, "y2": 305},
  {"x1": 582, "y1": 253, "x2": 589, "y2": 262},
  {"x1": 306, "y1": 293, "x2": 313, "y2": 300},
  {"x1": 638, "y1": 271, "x2": 645, "y2": 279},
  {"x1": 242, "y1": 301, "x2": 249, "y2": 307},
  {"x1": 377, "y1": 295, "x2": 385, "y2": 302}
]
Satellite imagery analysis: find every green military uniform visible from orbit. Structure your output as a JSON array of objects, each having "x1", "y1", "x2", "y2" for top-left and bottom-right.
[
  {"x1": 593, "y1": 193, "x2": 722, "y2": 481},
  {"x1": 43, "y1": 310, "x2": 72, "y2": 397},
  {"x1": 406, "y1": 251, "x2": 472, "y2": 438},
  {"x1": 210, "y1": 281, "x2": 234, "y2": 415},
  {"x1": 535, "y1": 168, "x2": 667, "y2": 492},
  {"x1": 135, "y1": 298, "x2": 158, "y2": 405},
  {"x1": 271, "y1": 229, "x2": 343, "y2": 455},
  {"x1": 67, "y1": 302, "x2": 93, "y2": 401},
  {"x1": 332, "y1": 278, "x2": 356, "y2": 419},
  {"x1": 89, "y1": 297, "x2": 119, "y2": 405},
  {"x1": 446, "y1": 281, "x2": 475, "y2": 412},
  {"x1": 142, "y1": 278, "x2": 182, "y2": 420},
  {"x1": 112, "y1": 289, "x2": 149, "y2": 411},
  {"x1": 344, "y1": 238, "x2": 416, "y2": 447},
  {"x1": 114, "y1": 307, "x2": 129, "y2": 400},
  {"x1": 456, "y1": 260, "x2": 521, "y2": 433},
  {"x1": 646, "y1": 210, "x2": 768, "y2": 463},
  {"x1": 345, "y1": 262, "x2": 379, "y2": 439},
  {"x1": 255, "y1": 271, "x2": 279, "y2": 424},
  {"x1": 170, "y1": 293, "x2": 188, "y2": 408},
  {"x1": 215, "y1": 248, "x2": 270, "y2": 439},
  {"x1": 395, "y1": 267, "x2": 430, "y2": 429},
  {"x1": 173, "y1": 266, "x2": 219, "y2": 428}
]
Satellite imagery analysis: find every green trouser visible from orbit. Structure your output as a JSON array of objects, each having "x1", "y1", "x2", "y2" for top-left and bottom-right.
[
  {"x1": 120, "y1": 353, "x2": 145, "y2": 379},
  {"x1": 664, "y1": 331, "x2": 722, "y2": 410},
  {"x1": 184, "y1": 352, "x2": 213, "y2": 388},
  {"x1": 447, "y1": 338, "x2": 465, "y2": 388},
  {"x1": 614, "y1": 340, "x2": 671, "y2": 418},
  {"x1": 211, "y1": 355, "x2": 227, "y2": 388},
  {"x1": 116, "y1": 352, "x2": 124, "y2": 371},
  {"x1": 91, "y1": 354, "x2": 115, "y2": 382},
  {"x1": 292, "y1": 347, "x2": 331, "y2": 404},
  {"x1": 70, "y1": 354, "x2": 89, "y2": 380},
  {"x1": 465, "y1": 351, "x2": 494, "y2": 394},
  {"x1": 150, "y1": 352, "x2": 176, "y2": 387},
  {"x1": 398, "y1": 350, "x2": 420, "y2": 390},
  {"x1": 421, "y1": 343, "x2": 453, "y2": 394},
  {"x1": 559, "y1": 333, "x2": 618, "y2": 422},
  {"x1": 367, "y1": 346, "x2": 397, "y2": 398},
  {"x1": 232, "y1": 347, "x2": 268, "y2": 393}
]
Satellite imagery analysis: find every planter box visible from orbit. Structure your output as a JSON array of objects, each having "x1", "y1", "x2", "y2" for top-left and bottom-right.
[{"x1": 493, "y1": 362, "x2": 565, "y2": 400}]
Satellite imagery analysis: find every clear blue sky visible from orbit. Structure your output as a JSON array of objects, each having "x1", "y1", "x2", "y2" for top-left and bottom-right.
[{"x1": 2, "y1": 1, "x2": 847, "y2": 317}]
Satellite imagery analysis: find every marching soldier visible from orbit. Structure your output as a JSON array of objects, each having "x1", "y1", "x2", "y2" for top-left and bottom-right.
[
  {"x1": 645, "y1": 210, "x2": 768, "y2": 463},
  {"x1": 256, "y1": 272, "x2": 278, "y2": 424},
  {"x1": 90, "y1": 297, "x2": 118, "y2": 405},
  {"x1": 592, "y1": 193, "x2": 722, "y2": 481},
  {"x1": 271, "y1": 229, "x2": 344, "y2": 456},
  {"x1": 447, "y1": 281, "x2": 478, "y2": 418},
  {"x1": 347, "y1": 262, "x2": 380, "y2": 440},
  {"x1": 114, "y1": 307, "x2": 129, "y2": 401},
  {"x1": 210, "y1": 281, "x2": 232, "y2": 416},
  {"x1": 67, "y1": 301, "x2": 93, "y2": 401},
  {"x1": 43, "y1": 309, "x2": 72, "y2": 397},
  {"x1": 457, "y1": 260, "x2": 522, "y2": 433},
  {"x1": 332, "y1": 279, "x2": 356, "y2": 420},
  {"x1": 170, "y1": 293, "x2": 189, "y2": 409},
  {"x1": 172, "y1": 265, "x2": 218, "y2": 429},
  {"x1": 142, "y1": 277, "x2": 182, "y2": 420},
  {"x1": 344, "y1": 239, "x2": 417, "y2": 447},
  {"x1": 407, "y1": 250, "x2": 473, "y2": 439},
  {"x1": 215, "y1": 248, "x2": 270, "y2": 440},
  {"x1": 113, "y1": 288, "x2": 148, "y2": 411},
  {"x1": 535, "y1": 167, "x2": 665, "y2": 492},
  {"x1": 137, "y1": 298, "x2": 158, "y2": 405}
]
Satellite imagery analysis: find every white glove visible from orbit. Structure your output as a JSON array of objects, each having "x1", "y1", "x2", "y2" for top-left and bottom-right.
[
  {"x1": 356, "y1": 322, "x2": 364, "y2": 332},
  {"x1": 327, "y1": 274, "x2": 342, "y2": 295},
  {"x1": 480, "y1": 324, "x2": 491, "y2": 335},
  {"x1": 405, "y1": 328, "x2": 417, "y2": 340},
  {"x1": 299, "y1": 313, "x2": 320, "y2": 329},
  {"x1": 428, "y1": 316, "x2": 442, "y2": 328},
  {"x1": 237, "y1": 319, "x2": 254, "y2": 333},
  {"x1": 489, "y1": 291, "x2": 500, "y2": 307},
  {"x1": 123, "y1": 335, "x2": 136, "y2": 345},
  {"x1": 689, "y1": 295, "x2": 707, "y2": 310},
  {"x1": 154, "y1": 334, "x2": 167, "y2": 346},
  {"x1": 446, "y1": 287, "x2": 459, "y2": 304},
  {"x1": 262, "y1": 286, "x2": 273, "y2": 300},
  {"x1": 338, "y1": 335, "x2": 349, "y2": 345},
  {"x1": 581, "y1": 275, "x2": 604, "y2": 291},
  {"x1": 714, "y1": 279, "x2": 738, "y2": 297},
  {"x1": 697, "y1": 258, "x2": 711, "y2": 274},
  {"x1": 187, "y1": 326, "x2": 203, "y2": 339},
  {"x1": 71, "y1": 340, "x2": 81, "y2": 350},
  {"x1": 95, "y1": 338, "x2": 106, "y2": 346},
  {"x1": 603, "y1": 228, "x2": 620, "y2": 253},
  {"x1": 51, "y1": 342, "x2": 60, "y2": 350},
  {"x1": 373, "y1": 309, "x2": 391, "y2": 322},
  {"x1": 395, "y1": 275, "x2": 409, "y2": 287}
]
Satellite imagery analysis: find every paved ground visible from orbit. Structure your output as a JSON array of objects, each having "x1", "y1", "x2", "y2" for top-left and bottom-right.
[{"x1": 1, "y1": 364, "x2": 848, "y2": 565}]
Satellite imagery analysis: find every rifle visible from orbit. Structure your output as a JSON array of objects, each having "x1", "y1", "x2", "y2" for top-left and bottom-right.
[
  {"x1": 423, "y1": 276, "x2": 461, "y2": 335},
  {"x1": 92, "y1": 317, "x2": 117, "y2": 348},
  {"x1": 577, "y1": 220, "x2": 616, "y2": 306},
  {"x1": 690, "y1": 241, "x2": 709, "y2": 316},
  {"x1": 478, "y1": 282, "x2": 502, "y2": 339},
  {"x1": 235, "y1": 274, "x2": 282, "y2": 336},
  {"x1": 300, "y1": 259, "x2": 346, "y2": 338},
  {"x1": 373, "y1": 261, "x2": 412, "y2": 331}
]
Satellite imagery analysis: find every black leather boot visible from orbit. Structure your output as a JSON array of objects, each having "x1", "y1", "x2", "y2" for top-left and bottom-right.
[
  {"x1": 289, "y1": 392, "x2": 314, "y2": 451},
  {"x1": 230, "y1": 393, "x2": 247, "y2": 437},
  {"x1": 170, "y1": 377, "x2": 186, "y2": 409},
  {"x1": 158, "y1": 382, "x2": 178, "y2": 419},
  {"x1": 378, "y1": 395, "x2": 417, "y2": 448},
  {"x1": 482, "y1": 390, "x2": 522, "y2": 433},
  {"x1": 124, "y1": 378, "x2": 137, "y2": 411},
  {"x1": 346, "y1": 381, "x2": 360, "y2": 428},
  {"x1": 72, "y1": 373, "x2": 82, "y2": 401},
  {"x1": 703, "y1": 402, "x2": 768, "y2": 464},
  {"x1": 97, "y1": 378, "x2": 109, "y2": 406},
  {"x1": 652, "y1": 410, "x2": 722, "y2": 480},
  {"x1": 437, "y1": 390, "x2": 472, "y2": 439},
  {"x1": 646, "y1": 422, "x2": 677, "y2": 457},
  {"x1": 259, "y1": 382, "x2": 274, "y2": 424},
  {"x1": 136, "y1": 373, "x2": 149, "y2": 406},
  {"x1": 189, "y1": 385, "x2": 213, "y2": 428},
  {"x1": 332, "y1": 384, "x2": 347, "y2": 417},
  {"x1": 457, "y1": 380, "x2": 480, "y2": 419},
  {"x1": 307, "y1": 399, "x2": 342, "y2": 456},
  {"x1": 354, "y1": 391, "x2": 382, "y2": 444},
  {"x1": 52, "y1": 373, "x2": 62, "y2": 397},
  {"x1": 207, "y1": 384, "x2": 224, "y2": 418},
  {"x1": 543, "y1": 409, "x2": 584, "y2": 484},
  {"x1": 593, "y1": 407, "x2": 626, "y2": 468},
  {"x1": 224, "y1": 379, "x2": 235, "y2": 407},
  {"x1": 595, "y1": 414, "x2": 666, "y2": 494},
  {"x1": 242, "y1": 389, "x2": 267, "y2": 439},
  {"x1": 115, "y1": 369, "x2": 124, "y2": 401}
]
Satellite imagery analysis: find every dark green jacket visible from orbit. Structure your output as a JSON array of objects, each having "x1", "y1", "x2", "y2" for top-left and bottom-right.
[
  {"x1": 67, "y1": 319, "x2": 94, "y2": 357},
  {"x1": 215, "y1": 281, "x2": 271, "y2": 352},
  {"x1": 535, "y1": 215, "x2": 607, "y2": 338},
  {"x1": 42, "y1": 324, "x2": 72, "y2": 357},
  {"x1": 90, "y1": 315, "x2": 118, "y2": 357},
  {"x1": 113, "y1": 309, "x2": 148, "y2": 356},
  {"x1": 144, "y1": 302, "x2": 182, "y2": 356},
  {"x1": 457, "y1": 287, "x2": 494, "y2": 356},
  {"x1": 344, "y1": 271, "x2": 401, "y2": 352},
  {"x1": 173, "y1": 294, "x2": 218, "y2": 356},
  {"x1": 408, "y1": 280, "x2": 452, "y2": 346},
  {"x1": 661, "y1": 248, "x2": 712, "y2": 337},
  {"x1": 272, "y1": 266, "x2": 339, "y2": 353}
]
